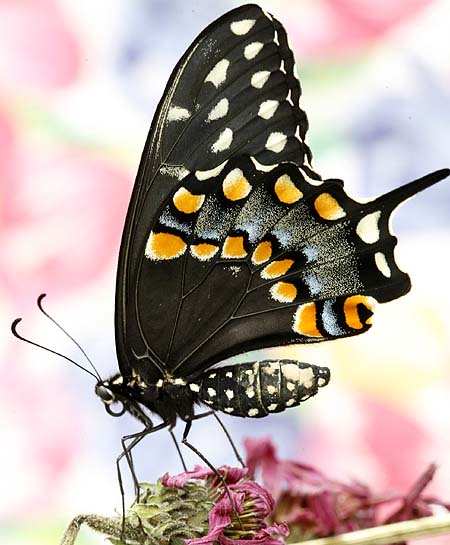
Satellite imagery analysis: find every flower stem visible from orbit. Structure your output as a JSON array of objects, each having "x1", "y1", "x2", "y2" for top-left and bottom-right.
[{"x1": 293, "y1": 514, "x2": 450, "y2": 545}]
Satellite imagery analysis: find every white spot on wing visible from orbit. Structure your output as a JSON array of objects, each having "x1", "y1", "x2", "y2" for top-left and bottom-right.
[
  {"x1": 268, "y1": 403, "x2": 278, "y2": 411},
  {"x1": 226, "y1": 371, "x2": 233, "y2": 378},
  {"x1": 207, "y1": 387, "x2": 216, "y2": 397},
  {"x1": 267, "y1": 385, "x2": 276, "y2": 395},
  {"x1": 356, "y1": 211, "x2": 381, "y2": 244},
  {"x1": 244, "y1": 42, "x2": 264, "y2": 60},
  {"x1": 230, "y1": 19, "x2": 256, "y2": 35},
  {"x1": 251, "y1": 156, "x2": 277, "y2": 172},
  {"x1": 265, "y1": 132, "x2": 287, "y2": 153},
  {"x1": 248, "y1": 408, "x2": 259, "y2": 416},
  {"x1": 208, "y1": 98, "x2": 229, "y2": 122},
  {"x1": 301, "y1": 167, "x2": 323, "y2": 186},
  {"x1": 211, "y1": 128, "x2": 233, "y2": 153},
  {"x1": 251, "y1": 70, "x2": 270, "y2": 89},
  {"x1": 224, "y1": 407, "x2": 234, "y2": 413},
  {"x1": 205, "y1": 59, "x2": 230, "y2": 88},
  {"x1": 274, "y1": 30, "x2": 280, "y2": 46},
  {"x1": 189, "y1": 383, "x2": 200, "y2": 392},
  {"x1": 258, "y1": 100, "x2": 279, "y2": 120},
  {"x1": 375, "y1": 251, "x2": 391, "y2": 277},
  {"x1": 195, "y1": 161, "x2": 227, "y2": 180},
  {"x1": 285, "y1": 398, "x2": 296, "y2": 407},
  {"x1": 167, "y1": 106, "x2": 191, "y2": 122},
  {"x1": 159, "y1": 165, "x2": 190, "y2": 180}
]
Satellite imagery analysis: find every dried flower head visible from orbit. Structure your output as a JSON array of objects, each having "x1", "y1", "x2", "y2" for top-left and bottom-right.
[
  {"x1": 245, "y1": 437, "x2": 450, "y2": 542},
  {"x1": 162, "y1": 465, "x2": 289, "y2": 545}
]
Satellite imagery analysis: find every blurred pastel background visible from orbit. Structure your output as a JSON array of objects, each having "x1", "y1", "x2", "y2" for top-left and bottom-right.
[{"x1": 1, "y1": 0, "x2": 450, "y2": 544}]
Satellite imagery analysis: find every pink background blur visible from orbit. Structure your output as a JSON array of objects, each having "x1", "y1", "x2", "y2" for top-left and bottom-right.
[{"x1": 1, "y1": 1, "x2": 450, "y2": 543}]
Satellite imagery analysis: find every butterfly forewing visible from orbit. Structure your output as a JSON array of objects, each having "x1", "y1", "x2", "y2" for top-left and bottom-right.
[{"x1": 116, "y1": 4, "x2": 314, "y2": 379}]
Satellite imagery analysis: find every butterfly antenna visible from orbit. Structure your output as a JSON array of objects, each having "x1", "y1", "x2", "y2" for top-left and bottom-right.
[
  {"x1": 36, "y1": 293, "x2": 102, "y2": 381},
  {"x1": 11, "y1": 317, "x2": 100, "y2": 381}
]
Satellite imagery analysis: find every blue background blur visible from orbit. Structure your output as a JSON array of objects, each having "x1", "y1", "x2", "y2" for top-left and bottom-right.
[{"x1": 1, "y1": 1, "x2": 450, "y2": 543}]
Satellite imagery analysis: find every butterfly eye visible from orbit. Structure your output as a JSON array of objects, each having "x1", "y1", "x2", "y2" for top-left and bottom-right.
[{"x1": 95, "y1": 384, "x2": 115, "y2": 404}]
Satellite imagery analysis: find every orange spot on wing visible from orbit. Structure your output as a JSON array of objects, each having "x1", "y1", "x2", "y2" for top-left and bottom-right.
[
  {"x1": 293, "y1": 303, "x2": 322, "y2": 337},
  {"x1": 190, "y1": 243, "x2": 218, "y2": 261},
  {"x1": 145, "y1": 232, "x2": 187, "y2": 260},
  {"x1": 223, "y1": 168, "x2": 252, "y2": 201},
  {"x1": 173, "y1": 187, "x2": 205, "y2": 213},
  {"x1": 252, "y1": 241, "x2": 272, "y2": 264},
  {"x1": 343, "y1": 295, "x2": 375, "y2": 329},
  {"x1": 274, "y1": 174, "x2": 303, "y2": 204},
  {"x1": 314, "y1": 192, "x2": 345, "y2": 220},
  {"x1": 271, "y1": 281, "x2": 297, "y2": 303},
  {"x1": 261, "y1": 259, "x2": 294, "y2": 279},
  {"x1": 222, "y1": 236, "x2": 247, "y2": 258}
]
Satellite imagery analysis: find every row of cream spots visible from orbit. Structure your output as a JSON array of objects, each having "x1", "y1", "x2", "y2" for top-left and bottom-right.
[
  {"x1": 193, "y1": 157, "x2": 322, "y2": 183},
  {"x1": 210, "y1": 128, "x2": 290, "y2": 155}
]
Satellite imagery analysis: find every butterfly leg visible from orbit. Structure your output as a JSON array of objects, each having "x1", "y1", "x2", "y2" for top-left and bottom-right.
[
  {"x1": 181, "y1": 419, "x2": 243, "y2": 529},
  {"x1": 117, "y1": 421, "x2": 170, "y2": 536},
  {"x1": 212, "y1": 412, "x2": 244, "y2": 467},
  {"x1": 184, "y1": 409, "x2": 244, "y2": 467},
  {"x1": 169, "y1": 428, "x2": 187, "y2": 471}
]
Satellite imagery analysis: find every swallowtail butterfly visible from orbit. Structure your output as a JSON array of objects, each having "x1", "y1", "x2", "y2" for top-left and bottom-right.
[{"x1": 94, "y1": 4, "x2": 448, "y2": 431}]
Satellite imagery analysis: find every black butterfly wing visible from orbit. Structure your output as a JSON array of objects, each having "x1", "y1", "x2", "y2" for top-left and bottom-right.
[
  {"x1": 141, "y1": 159, "x2": 448, "y2": 380},
  {"x1": 115, "y1": 4, "x2": 449, "y2": 384},
  {"x1": 115, "y1": 4, "x2": 314, "y2": 381}
]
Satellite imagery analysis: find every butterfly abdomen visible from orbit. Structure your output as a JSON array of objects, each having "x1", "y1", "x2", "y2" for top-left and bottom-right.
[{"x1": 192, "y1": 359, "x2": 330, "y2": 418}]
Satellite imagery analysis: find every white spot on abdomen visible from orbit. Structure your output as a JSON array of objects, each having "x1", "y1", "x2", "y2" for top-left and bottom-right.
[
  {"x1": 230, "y1": 19, "x2": 256, "y2": 35},
  {"x1": 282, "y1": 363, "x2": 300, "y2": 382},
  {"x1": 356, "y1": 211, "x2": 381, "y2": 244},
  {"x1": 225, "y1": 389, "x2": 234, "y2": 400},
  {"x1": 211, "y1": 128, "x2": 233, "y2": 153},
  {"x1": 298, "y1": 367, "x2": 314, "y2": 388},
  {"x1": 205, "y1": 59, "x2": 230, "y2": 88}
]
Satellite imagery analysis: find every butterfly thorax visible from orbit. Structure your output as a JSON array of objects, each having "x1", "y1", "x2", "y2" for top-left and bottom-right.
[{"x1": 95, "y1": 373, "x2": 197, "y2": 427}]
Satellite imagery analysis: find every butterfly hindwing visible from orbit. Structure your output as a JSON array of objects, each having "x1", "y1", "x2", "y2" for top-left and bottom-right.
[{"x1": 138, "y1": 156, "x2": 449, "y2": 378}]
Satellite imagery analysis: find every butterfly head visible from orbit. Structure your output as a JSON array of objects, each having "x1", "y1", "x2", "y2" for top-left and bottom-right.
[{"x1": 95, "y1": 374, "x2": 128, "y2": 417}]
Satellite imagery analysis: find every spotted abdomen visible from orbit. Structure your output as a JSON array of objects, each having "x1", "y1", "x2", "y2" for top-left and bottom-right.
[{"x1": 194, "y1": 359, "x2": 330, "y2": 418}]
